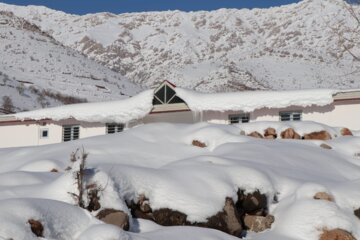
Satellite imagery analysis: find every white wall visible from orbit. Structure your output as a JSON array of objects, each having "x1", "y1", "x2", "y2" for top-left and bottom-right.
[{"x1": 202, "y1": 100, "x2": 360, "y2": 130}]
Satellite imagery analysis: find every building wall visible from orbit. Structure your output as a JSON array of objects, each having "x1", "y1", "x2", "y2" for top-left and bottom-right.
[
  {"x1": 203, "y1": 100, "x2": 360, "y2": 130},
  {"x1": 0, "y1": 119, "x2": 107, "y2": 148},
  {"x1": 143, "y1": 111, "x2": 194, "y2": 124}
]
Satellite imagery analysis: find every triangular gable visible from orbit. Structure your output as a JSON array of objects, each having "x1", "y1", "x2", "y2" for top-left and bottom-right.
[
  {"x1": 152, "y1": 80, "x2": 186, "y2": 105},
  {"x1": 151, "y1": 81, "x2": 190, "y2": 113}
]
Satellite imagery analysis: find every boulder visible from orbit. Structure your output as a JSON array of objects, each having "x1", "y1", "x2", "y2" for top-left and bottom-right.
[
  {"x1": 28, "y1": 219, "x2": 44, "y2": 237},
  {"x1": 237, "y1": 190, "x2": 268, "y2": 216},
  {"x1": 314, "y1": 192, "x2": 334, "y2": 202},
  {"x1": 340, "y1": 128, "x2": 353, "y2": 136},
  {"x1": 354, "y1": 208, "x2": 360, "y2": 220},
  {"x1": 138, "y1": 194, "x2": 152, "y2": 213},
  {"x1": 320, "y1": 143, "x2": 332, "y2": 150},
  {"x1": 192, "y1": 140, "x2": 207, "y2": 148},
  {"x1": 247, "y1": 131, "x2": 264, "y2": 139},
  {"x1": 87, "y1": 189, "x2": 101, "y2": 212},
  {"x1": 197, "y1": 197, "x2": 243, "y2": 237},
  {"x1": 281, "y1": 128, "x2": 301, "y2": 139},
  {"x1": 244, "y1": 214, "x2": 275, "y2": 232},
  {"x1": 96, "y1": 209, "x2": 130, "y2": 230},
  {"x1": 320, "y1": 229, "x2": 356, "y2": 240},
  {"x1": 153, "y1": 208, "x2": 187, "y2": 226},
  {"x1": 264, "y1": 128, "x2": 277, "y2": 139},
  {"x1": 303, "y1": 131, "x2": 332, "y2": 140}
]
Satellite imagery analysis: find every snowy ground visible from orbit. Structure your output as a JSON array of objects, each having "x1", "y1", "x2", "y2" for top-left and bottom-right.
[{"x1": 0, "y1": 121, "x2": 359, "y2": 239}]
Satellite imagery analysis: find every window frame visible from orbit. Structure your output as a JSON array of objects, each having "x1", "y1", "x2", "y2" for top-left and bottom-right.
[
  {"x1": 39, "y1": 128, "x2": 49, "y2": 139},
  {"x1": 62, "y1": 125, "x2": 80, "y2": 142},
  {"x1": 153, "y1": 83, "x2": 185, "y2": 105},
  {"x1": 279, "y1": 111, "x2": 302, "y2": 122},
  {"x1": 106, "y1": 123, "x2": 125, "y2": 134},
  {"x1": 228, "y1": 113, "x2": 250, "y2": 124}
]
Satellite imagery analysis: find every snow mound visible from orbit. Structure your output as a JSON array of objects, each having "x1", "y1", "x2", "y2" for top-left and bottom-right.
[
  {"x1": 176, "y1": 88, "x2": 338, "y2": 112},
  {"x1": 13, "y1": 90, "x2": 154, "y2": 123}
]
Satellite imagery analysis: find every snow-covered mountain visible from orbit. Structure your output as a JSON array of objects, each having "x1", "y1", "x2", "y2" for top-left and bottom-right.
[
  {"x1": 0, "y1": 11, "x2": 141, "y2": 112},
  {"x1": 0, "y1": 0, "x2": 359, "y2": 93}
]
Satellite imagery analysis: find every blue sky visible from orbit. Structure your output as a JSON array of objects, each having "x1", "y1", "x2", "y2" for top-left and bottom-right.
[{"x1": 0, "y1": 0, "x2": 302, "y2": 14}]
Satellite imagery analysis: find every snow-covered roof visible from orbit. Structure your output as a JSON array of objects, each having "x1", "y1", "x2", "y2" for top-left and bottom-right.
[
  {"x1": 12, "y1": 90, "x2": 154, "y2": 123},
  {"x1": 175, "y1": 88, "x2": 338, "y2": 112}
]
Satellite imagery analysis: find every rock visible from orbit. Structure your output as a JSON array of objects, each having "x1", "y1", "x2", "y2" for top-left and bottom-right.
[
  {"x1": 197, "y1": 197, "x2": 243, "y2": 237},
  {"x1": 96, "y1": 209, "x2": 130, "y2": 230},
  {"x1": 354, "y1": 208, "x2": 360, "y2": 220},
  {"x1": 192, "y1": 140, "x2": 207, "y2": 148},
  {"x1": 28, "y1": 219, "x2": 44, "y2": 237},
  {"x1": 320, "y1": 229, "x2": 356, "y2": 240},
  {"x1": 247, "y1": 131, "x2": 263, "y2": 139},
  {"x1": 244, "y1": 214, "x2": 275, "y2": 232},
  {"x1": 153, "y1": 208, "x2": 187, "y2": 226},
  {"x1": 237, "y1": 190, "x2": 268, "y2": 216},
  {"x1": 50, "y1": 168, "x2": 58, "y2": 172},
  {"x1": 340, "y1": 128, "x2": 353, "y2": 136},
  {"x1": 281, "y1": 128, "x2": 301, "y2": 139},
  {"x1": 320, "y1": 143, "x2": 332, "y2": 150},
  {"x1": 87, "y1": 189, "x2": 101, "y2": 212},
  {"x1": 138, "y1": 194, "x2": 152, "y2": 213},
  {"x1": 303, "y1": 131, "x2": 332, "y2": 140},
  {"x1": 314, "y1": 192, "x2": 334, "y2": 202},
  {"x1": 264, "y1": 128, "x2": 277, "y2": 139}
]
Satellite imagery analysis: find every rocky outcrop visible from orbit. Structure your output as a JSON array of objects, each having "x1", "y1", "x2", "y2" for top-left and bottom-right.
[
  {"x1": 319, "y1": 229, "x2": 356, "y2": 240},
  {"x1": 128, "y1": 190, "x2": 272, "y2": 236},
  {"x1": 264, "y1": 128, "x2": 277, "y2": 139},
  {"x1": 281, "y1": 128, "x2": 301, "y2": 139},
  {"x1": 192, "y1": 140, "x2": 207, "y2": 148},
  {"x1": 28, "y1": 219, "x2": 44, "y2": 237},
  {"x1": 96, "y1": 209, "x2": 130, "y2": 230},
  {"x1": 303, "y1": 131, "x2": 332, "y2": 140},
  {"x1": 244, "y1": 214, "x2": 274, "y2": 232},
  {"x1": 314, "y1": 192, "x2": 334, "y2": 202},
  {"x1": 247, "y1": 131, "x2": 264, "y2": 139},
  {"x1": 340, "y1": 128, "x2": 353, "y2": 136}
]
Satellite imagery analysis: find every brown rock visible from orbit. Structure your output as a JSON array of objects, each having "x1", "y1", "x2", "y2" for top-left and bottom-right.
[
  {"x1": 197, "y1": 197, "x2": 243, "y2": 237},
  {"x1": 96, "y1": 209, "x2": 129, "y2": 230},
  {"x1": 28, "y1": 219, "x2": 44, "y2": 237},
  {"x1": 153, "y1": 208, "x2": 187, "y2": 226},
  {"x1": 138, "y1": 194, "x2": 152, "y2": 213},
  {"x1": 341, "y1": 128, "x2": 353, "y2": 136},
  {"x1": 320, "y1": 229, "x2": 356, "y2": 240},
  {"x1": 264, "y1": 128, "x2": 277, "y2": 139},
  {"x1": 354, "y1": 208, "x2": 360, "y2": 220},
  {"x1": 192, "y1": 140, "x2": 207, "y2": 148},
  {"x1": 244, "y1": 214, "x2": 275, "y2": 232},
  {"x1": 303, "y1": 131, "x2": 332, "y2": 140},
  {"x1": 237, "y1": 190, "x2": 268, "y2": 216},
  {"x1": 281, "y1": 128, "x2": 301, "y2": 139},
  {"x1": 50, "y1": 168, "x2": 58, "y2": 172},
  {"x1": 314, "y1": 192, "x2": 334, "y2": 202},
  {"x1": 87, "y1": 189, "x2": 101, "y2": 212},
  {"x1": 247, "y1": 131, "x2": 264, "y2": 139},
  {"x1": 320, "y1": 143, "x2": 332, "y2": 150}
]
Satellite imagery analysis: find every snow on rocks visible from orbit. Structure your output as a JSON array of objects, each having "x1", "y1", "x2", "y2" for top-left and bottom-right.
[{"x1": 0, "y1": 122, "x2": 359, "y2": 239}]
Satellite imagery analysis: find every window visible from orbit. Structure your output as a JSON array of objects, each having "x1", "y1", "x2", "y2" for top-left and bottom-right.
[
  {"x1": 106, "y1": 123, "x2": 124, "y2": 134},
  {"x1": 279, "y1": 111, "x2": 302, "y2": 121},
  {"x1": 63, "y1": 125, "x2": 80, "y2": 142},
  {"x1": 153, "y1": 83, "x2": 185, "y2": 105},
  {"x1": 229, "y1": 114, "x2": 250, "y2": 124},
  {"x1": 40, "y1": 129, "x2": 49, "y2": 139}
]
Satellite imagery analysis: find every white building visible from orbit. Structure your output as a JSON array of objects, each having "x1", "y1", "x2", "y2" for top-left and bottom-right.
[{"x1": 0, "y1": 80, "x2": 359, "y2": 148}]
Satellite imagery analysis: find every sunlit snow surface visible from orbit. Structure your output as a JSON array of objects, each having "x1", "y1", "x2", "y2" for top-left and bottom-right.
[{"x1": 0, "y1": 122, "x2": 359, "y2": 240}]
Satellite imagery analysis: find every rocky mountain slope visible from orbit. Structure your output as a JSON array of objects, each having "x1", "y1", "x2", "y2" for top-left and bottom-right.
[
  {"x1": 0, "y1": 0, "x2": 359, "y2": 93},
  {"x1": 0, "y1": 11, "x2": 140, "y2": 112}
]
